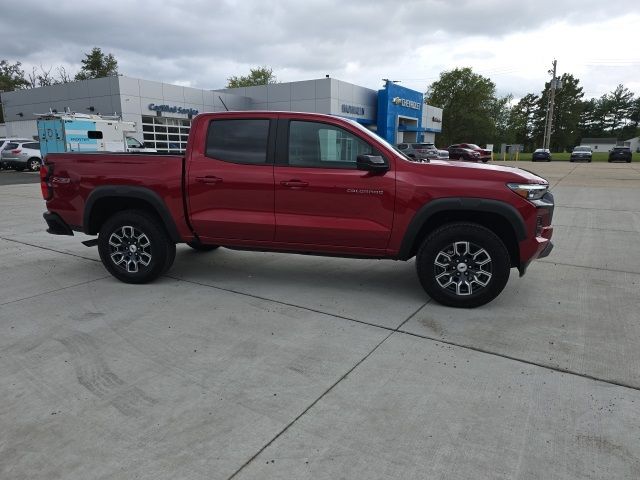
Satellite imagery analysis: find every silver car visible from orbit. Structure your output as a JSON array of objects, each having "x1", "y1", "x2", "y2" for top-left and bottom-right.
[
  {"x1": 1, "y1": 141, "x2": 43, "y2": 171},
  {"x1": 396, "y1": 142, "x2": 440, "y2": 161}
]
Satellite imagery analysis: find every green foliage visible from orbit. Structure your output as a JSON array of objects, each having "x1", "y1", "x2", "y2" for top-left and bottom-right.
[
  {"x1": 535, "y1": 73, "x2": 584, "y2": 151},
  {"x1": 509, "y1": 94, "x2": 540, "y2": 151},
  {"x1": 578, "y1": 85, "x2": 639, "y2": 141},
  {"x1": 425, "y1": 68, "x2": 500, "y2": 146},
  {"x1": 0, "y1": 59, "x2": 30, "y2": 122},
  {"x1": 226, "y1": 66, "x2": 277, "y2": 88},
  {"x1": 74, "y1": 47, "x2": 118, "y2": 81},
  {"x1": 0, "y1": 59, "x2": 29, "y2": 92}
]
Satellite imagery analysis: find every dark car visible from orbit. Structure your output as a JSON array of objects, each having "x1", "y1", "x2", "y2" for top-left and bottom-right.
[
  {"x1": 396, "y1": 142, "x2": 439, "y2": 161},
  {"x1": 532, "y1": 148, "x2": 552, "y2": 162},
  {"x1": 608, "y1": 147, "x2": 632, "y2": 163},
  {"x1": 452, "y1": 143, "x2": 492, "y2": 162},
  {"x1": 448, "y1": 146, "x2": 481, "y2": 161},
  {"x1": 570, "y1": 146, "x2": 592, "y2": 162}
]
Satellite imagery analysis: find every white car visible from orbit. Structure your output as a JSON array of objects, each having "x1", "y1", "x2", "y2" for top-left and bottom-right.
[
  {"x1": 0, "y1": 137, "x2": 31, "y2": 169},
  {"x1": 0, "y1": 141, "x2": 43, "y2": 171}
]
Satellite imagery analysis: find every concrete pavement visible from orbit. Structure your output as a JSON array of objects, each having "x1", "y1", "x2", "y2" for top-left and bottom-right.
[{"x1": 1, "y1": 161, "x2": 639, "y2": 479}]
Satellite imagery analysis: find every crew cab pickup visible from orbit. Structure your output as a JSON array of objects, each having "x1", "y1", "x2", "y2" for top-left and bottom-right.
[{"x1": 41, "y1": 111, "x2": 554, "y2": 308}]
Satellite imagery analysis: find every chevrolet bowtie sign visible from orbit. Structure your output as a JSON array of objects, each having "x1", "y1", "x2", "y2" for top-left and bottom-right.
[{"x1": 391, "y1": 97, "x2": 421, "y2": 110}]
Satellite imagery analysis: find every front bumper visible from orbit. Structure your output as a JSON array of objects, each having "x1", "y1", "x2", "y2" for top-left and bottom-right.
[{"x1": 518, "y1": 191, "x2": 554, "y2": 276}]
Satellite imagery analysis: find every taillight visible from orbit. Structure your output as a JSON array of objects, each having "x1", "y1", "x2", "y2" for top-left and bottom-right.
[
  {"x1": 12, "y1": 149, "x2": 22, "y2": 154},
  {"x1": 40, "y1": 164, "x2": 53, "y2": 200}
]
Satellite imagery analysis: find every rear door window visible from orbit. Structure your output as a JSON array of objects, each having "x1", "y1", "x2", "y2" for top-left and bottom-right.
[
  {"x1": 205, "y1": 119, "x2": 270, "y2": 164},
  {"x1": 24, "y1": 142, "x2": 40, "y2": 149}
]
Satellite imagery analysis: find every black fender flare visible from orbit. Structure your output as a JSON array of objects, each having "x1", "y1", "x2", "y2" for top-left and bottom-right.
[
  {"x1": 397, "y1": 197, "x2": 527, "y2": 260},
  {"x1": 84, "y1": 185, "x2": 181, "y2": 242}
]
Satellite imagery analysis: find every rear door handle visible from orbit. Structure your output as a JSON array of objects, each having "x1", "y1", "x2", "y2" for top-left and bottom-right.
[
  {"x1": 280, "y1": 180, "x2": 309, "y2": 188},
  {"x1": 195, "y1": 176, "x2": 223, "y2": 184}
]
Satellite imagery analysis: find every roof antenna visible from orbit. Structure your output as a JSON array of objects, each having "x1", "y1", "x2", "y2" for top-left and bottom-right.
[{"x1": 218, "y1": 96, "x2": 229, "y2": 111}]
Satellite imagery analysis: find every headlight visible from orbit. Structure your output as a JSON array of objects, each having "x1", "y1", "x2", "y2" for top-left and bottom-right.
[{"x1": 507, "y1": 183, "x2": 548, "y2": 200}]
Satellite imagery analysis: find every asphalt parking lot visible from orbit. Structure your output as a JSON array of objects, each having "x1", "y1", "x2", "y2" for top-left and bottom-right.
[{"x1": 1, "y1": 161, "x2": 640, "y2": 479}]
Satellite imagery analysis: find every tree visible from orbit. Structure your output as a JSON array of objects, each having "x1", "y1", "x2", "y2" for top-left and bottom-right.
[
  {"x1": 0, "y1": 59, "x2": 30, "y2": 122},
  {"x1": 603, "y1": 84, "x2": 635, "y2": 136},
  {"x1": 74, "y1": 47, "x2": 118, "y2": 81},
  {"x1": 491, "y1": 94, "x2": 514, "y2": 147},
  {"x1": 534, "y1": 73, "x2": 584, "y2": 151},
  {"x1": 0, "y1": 59, "x2": 29, "y2": 92},
  {"x1": 425, "y1": 68, "x2": 498, "y2": 147},
  {"x1": 509, "y1": 94, "x2": 540, "y2": 151},
  {"x1": 27, "y1": 65, "x2": 56, "y2": 88},
  {"x1": 226, "y1": 66, "x2": 277, "y2": 88}
]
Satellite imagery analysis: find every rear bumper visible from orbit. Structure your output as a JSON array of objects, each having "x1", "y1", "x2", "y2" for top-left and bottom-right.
[
  {"x1": 43, "y1": 211, "x2": 74, "y2": 236},
  {"x1": 2, "y1": 159, "x2": 29, "y2": 169}
]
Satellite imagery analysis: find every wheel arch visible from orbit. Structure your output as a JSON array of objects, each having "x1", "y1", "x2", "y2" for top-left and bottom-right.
[
  {"x1": 397, "y1": 198, "x2": 526, "y2": 267},
  {"x1": 84, "y1": 186, "x2": 181, "y2": 242}
]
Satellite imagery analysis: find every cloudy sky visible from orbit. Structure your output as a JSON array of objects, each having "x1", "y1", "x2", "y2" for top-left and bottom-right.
[{"x1": 1, "y1": 0, "x2": 639, "y2": 100}]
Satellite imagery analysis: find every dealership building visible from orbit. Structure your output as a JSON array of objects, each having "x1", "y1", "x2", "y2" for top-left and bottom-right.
[{"x1": 0, "y1": 75, "x2": 443, "y2": 153}]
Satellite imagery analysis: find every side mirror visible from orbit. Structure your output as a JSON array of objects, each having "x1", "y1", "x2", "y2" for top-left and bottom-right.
[{"x1": 357, "y1": 154, "x2": 388, "y2": 172}]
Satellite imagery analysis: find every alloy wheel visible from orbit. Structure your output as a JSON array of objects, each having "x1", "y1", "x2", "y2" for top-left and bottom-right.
[
  {"x1": 108, "y1": 225, "x2": 152, "y2": 273},
  {"x1": 433, "y1": 241, "x2": 492, "y2": 296}
]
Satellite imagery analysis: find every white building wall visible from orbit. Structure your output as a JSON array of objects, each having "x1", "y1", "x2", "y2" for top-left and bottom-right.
[{"x1": 215, "y1": 78, "x2": 377, "y2": 124}]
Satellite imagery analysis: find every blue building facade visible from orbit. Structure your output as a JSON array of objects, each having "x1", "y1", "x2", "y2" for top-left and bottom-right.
[{"x1": 376, "y1": 82, "x2": 441, "y2": 145}]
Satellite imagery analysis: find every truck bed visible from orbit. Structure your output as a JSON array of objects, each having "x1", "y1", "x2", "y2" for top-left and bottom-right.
[{"x1": 44, "y1": 152, "x2": 190, "y2": 237}]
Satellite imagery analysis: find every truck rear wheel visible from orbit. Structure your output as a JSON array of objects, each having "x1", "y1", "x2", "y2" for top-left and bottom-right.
[
  {"x1": 98, "y1": 210, "x2": 176, "y2": 284},
  {"x1": 416, "y1": 222, "x2": 511, "y2": 308}
]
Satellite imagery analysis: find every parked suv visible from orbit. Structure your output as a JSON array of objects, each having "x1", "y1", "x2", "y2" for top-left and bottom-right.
[
  {"x1": 570, "y1": 146, "x2": 592, "y2": 162},
  {"x1": 0, "y1": 138, "x2": 31, "y2": 169},
  {"x1": 1, "y1": 141, "x2": 42, "y2": 171},
  {"x1": 608, "y1": 146, "x2": 632, "y2": 163},
  {"x1": 453, "y1": 143, "x2": 492, "y2": 162},
  {"x1": 532, "y1": 149, "x2": 552, "y2": 162},
  {"x1": 396, "y1": 143, "x2": 439, "y2": 161},
  {"x1": 448, "y1": 146, "x2": 481, "y2": 161}
]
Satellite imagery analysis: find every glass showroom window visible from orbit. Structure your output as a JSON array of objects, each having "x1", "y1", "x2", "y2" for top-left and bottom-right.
[{"x1": 141, "y1": 116, "x2": 192, "y2": 153}]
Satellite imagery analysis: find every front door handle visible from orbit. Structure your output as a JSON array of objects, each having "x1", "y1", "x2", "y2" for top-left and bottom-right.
[
  {"x1": 280, "y1": 180, "x2": 309, "y2": 188},
  {"x1": 195, "y1": 175, "x2": 223, "y2": 184}
]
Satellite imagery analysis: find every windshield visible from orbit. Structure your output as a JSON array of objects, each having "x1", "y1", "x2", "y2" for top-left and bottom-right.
[
  {"x1": 574, "y1": 146, "x2": 591, "y2": 152},
  {"x1": 466, "y1": 144, "x2": 480, "y2": 149},
  {"x1": 126, "y1": 137, "x2": 143, "y2": 148},
  {"x1": 347, "y1": 119, "x2": 401, "y2": 154}
]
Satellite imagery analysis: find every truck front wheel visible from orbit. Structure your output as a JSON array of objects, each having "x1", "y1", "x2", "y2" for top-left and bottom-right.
[
  {"x1": 416, "y1": 223, "x2": 511, "y2": 308},
  {"x1": 98, "y1": 210, "x2": 176, "y2": 284}
]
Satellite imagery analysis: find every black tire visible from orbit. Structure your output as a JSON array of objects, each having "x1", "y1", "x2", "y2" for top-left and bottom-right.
[
  {"x1": 186, "y1": 241, "x2": 220, "y2": 252},
  {"x1": 27, "y1": 158, "x2": 41, "y2": 171},
  {"x1": 98, "y1": 210, "x2": 176, "y2": 284},
  {"x1": 416, "y1": 223, "x2": 511, "y2": 308}
]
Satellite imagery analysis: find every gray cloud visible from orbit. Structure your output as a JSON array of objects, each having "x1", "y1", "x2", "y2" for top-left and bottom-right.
[{"x1": 0, "y1": 0, "x2": 638, "y2": 98}]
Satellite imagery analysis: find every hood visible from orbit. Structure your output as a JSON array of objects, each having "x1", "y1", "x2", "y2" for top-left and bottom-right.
[{"x1": 419, "y1": 159, "x2": 549, "y2": 185}]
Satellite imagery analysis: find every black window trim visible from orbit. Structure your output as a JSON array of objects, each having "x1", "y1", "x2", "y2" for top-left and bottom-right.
[
  {"x1": 275, "y1": 118, "x2": 386, "y2": 169},
  {"x1": 204, "y1": 117, "x2": 277, "y2": 166}
]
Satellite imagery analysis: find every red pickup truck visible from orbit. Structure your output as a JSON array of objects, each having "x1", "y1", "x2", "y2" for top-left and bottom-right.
[{"x1": 41, "y1": 111, "x2": 553, "y2": 308}]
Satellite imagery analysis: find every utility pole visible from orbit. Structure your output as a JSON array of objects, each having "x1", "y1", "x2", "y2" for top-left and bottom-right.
[{"x1": 543, "y1": 60, "x2": 558, "y2": 150}]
